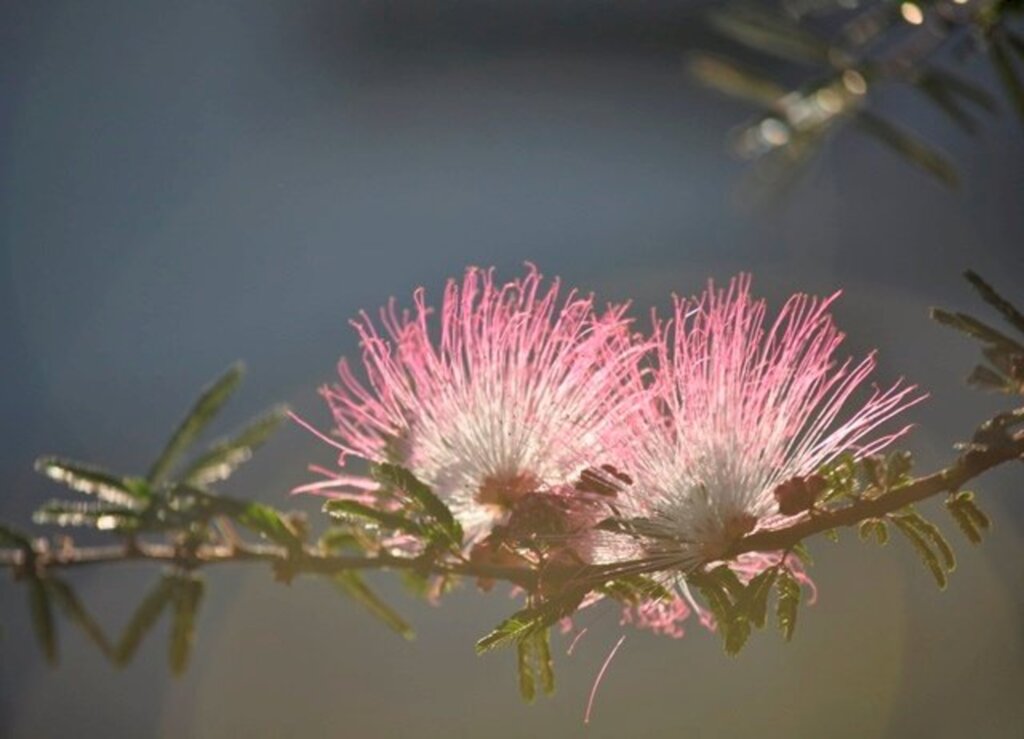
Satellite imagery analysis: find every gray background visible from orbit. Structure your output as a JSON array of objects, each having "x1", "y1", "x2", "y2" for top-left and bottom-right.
[{"x1": 2, "y1": 2, "x2": 1023, "y2": 737}]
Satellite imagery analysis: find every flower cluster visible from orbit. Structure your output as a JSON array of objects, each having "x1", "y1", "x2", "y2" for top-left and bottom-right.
[{"x1": 299, "y1": 266, "x2": 923, "y2": 638}]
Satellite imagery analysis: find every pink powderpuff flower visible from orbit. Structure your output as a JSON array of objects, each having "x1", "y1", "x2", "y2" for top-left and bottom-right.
[
  {"x1": 617, "y1": 274, "x2": 926, "y2": 571},
  {"x1": 300, "y1": 265, "x2": 650, "y2": 542}
]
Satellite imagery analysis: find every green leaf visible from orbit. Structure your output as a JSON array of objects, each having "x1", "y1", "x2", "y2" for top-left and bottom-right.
[
  {"x1": 476, "y1": 589, "x2": 588, "y2": 654},
  {"x1": 991, "y1": 33, "x2": 1024, "y2": 126},
  {"x1": 891, "y1": 515, "x2": 948, "y2": 589},
  {"x1": 147, "y1": 363, "x2": 245, "y2": 486},
  {"x1": 967, "y1": 365, "x2": 1013, "y2": 393},
  {"x1": 517, "y1": 638, "x2": 536, "y2": 703},
  {"x1": 169, "y1": 575, "x2": 204, "y2": 675},
  {"x1": 854, "y1": 111, "x2": 959, "y2": 187},
  {"x1": 931, "y1": 308, "x2": 1024, "y2": 355},
  {"x1": 334, "y1": 572, "x2": 415, "y2": 641},
  {"x1": 372, "y1": 463, "x2": 463, "y2": 547},
  {"x1": 324, "y1": 499, "x2": 425, "y2": 537},
  {"x1": 34, "y1": 457, "x2": 147, "y2": 508},
  {"x1": 46, "y1": 577, "x2": 113, "y2": 658},
  {"x1": 597, "y1": 575, "x2": 672, "y2": 605},
  {"x1": 964, "y1": 271, "x2": 1024, "y2": 336},
  {"x1": 946, "y1": 491, "x2": 991, "y2": 544},
  {"x1": 33, "y1": 500, "x2": 141, "y2": 531},
  {"x1": 789, "y1": 541, "x2": 814, "y2": 567},
  {"x1": 689, "y1": 567, "x2": 749, "y2": 656},
  {"x1": 775, "y1": 570, "x2": 801, "y2": 642},
  {"x1": 181, "y1": 405, "x2": 289, "y2": 486},
  {"x1": 739, "y1": 568, "x2": 778, "y2": 629},
  {"x1": 0, "y1": 522, "x2": 33, "y2": 550},
  {"x1": 895, "y1": 512, "x2": 956, "y2": 572},
  {"x1": 115, "y1": 576, "x2": 176, "y2": 665},
  {"x1": 859, "y1": 519, "x2": 890, "y2": 546},
  {"x1": 688, "y1": 53, "x2": 786, "y2": 106},
  {"x1": 515, "y1": 629, "x2": 555, "y2": 703},
  {"x1": 176, "y1": 486, "x2": 302, "y2": 550},
  {"x1": 28, "y1": 577, "x2": 58, "y2": 666}
]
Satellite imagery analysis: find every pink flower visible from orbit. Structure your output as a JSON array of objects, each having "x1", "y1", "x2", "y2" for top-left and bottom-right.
[
  {"x1": 617, "y1": 274, "x2": 925, "y2": 569},
  {"x1": 303, "y1": 265, "x2": 648, "y2": 540}
]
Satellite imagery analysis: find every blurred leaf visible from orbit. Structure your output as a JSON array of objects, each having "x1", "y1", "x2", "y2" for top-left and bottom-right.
[
  {"x1": 854, "y1": 111, "x2": 958, "y2": 186},
  {"x1": 177, "y1": 487, "x2": 302, "y2": 550},
  {"x1": 964, "y1": 271, "x2": 1024, "y2": 336},
  {"x1": 334, "y1": 572, "x2": 415, "y2": 640},
  {"x1": 46, "y1": 577, "x2": 113, "y2": 658},
  {"x1": 930, "y1": 308, "x2": 1024, "y2": 354},
  {"x1": 916, "y1": 75, "x2": 980, "y2": 133},
  {"x1": 147, "y1": 363, "x2": 244, "y2": 487},
  {"x1": 966, "y1": 364, "x2": 1013, "y2": 393},
  {"x1": 708, "y1": 6, "x2": 832, "y2": 65},
  {"x1": 517, "y1": 638, "x2": 536, "y2": 703},
  {"x1": 181, "y1": 405, "x2": 289, "y2": 486},
  {"x1": 990, "y1": 33, "x2": 1024, "y2": 125},
  {"x1": 28, "y1": 577, "x2": 58, "y2": 666},
  {"x1": 323, "y1": 500, "x2": 425, "y2": 537},
  {"x1": 689, "y1": 53, "x2": 786, "y2": 106},
  {"x1": 598, "y1": 575, "x2": 672, "y2": 605},
  {"x1": 476, "y1": 589, "x2": 588, "y2": 654},
  {"x1": 33, "y1": 500, "x2": 141, "y2": 531},
  {"x1": 34, "y1": 457, "x2": 147, "y2": 508},
  {"x1": 775, "y1": 570, "x2": 801, "y2": 641},
  {"x1": 115, "y1": 576, "x2": 176, "y2": 665},
  {"x1": 169, "y1": 575, "x2": 204, "y2": 675},
  {"x1": 891, "y1": 515, "x2": 948, "y2": 589},
  {"x1": 0, "y1": 522, "x2": 32, "y2": 550},
  {"x1": 895, "y1": 512, "x2": 955, "y2": 571}
]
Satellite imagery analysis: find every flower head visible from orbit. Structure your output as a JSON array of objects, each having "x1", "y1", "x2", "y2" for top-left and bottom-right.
[
  {"x1": 618, "y1": 274, "x2": 924, "y2": 568},
  {"x1": 304, "y1": 265, "x2": 648, "y2": 540}
]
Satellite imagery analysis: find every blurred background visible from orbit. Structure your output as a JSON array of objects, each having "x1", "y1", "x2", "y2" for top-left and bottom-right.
[{"x1": 2, "y1": 2, "x2": 1023, "y2": 737}]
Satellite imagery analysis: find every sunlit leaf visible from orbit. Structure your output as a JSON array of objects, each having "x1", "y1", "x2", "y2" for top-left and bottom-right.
[
  {"x1": 891, "y1": 515, "x2": 948, "y2": 589},
  {"x1": 708, "y1": 6, "x2": 832, "y2": 65},
  {"x1": 476, "y1": 589, "x2": 588, "y2": 654},
  {"x1": 34, "y1": 457, "x2": 147, "y2": 508},
  {"x1": 323, "y1": 500, "x2": 425, "y2": 537},
  {"x1": 964, "y1": 271, "x2": 1024, "y2": 336},
  {"x1": 181, "y1": 405, "x2": 289, "y2": 486},
  {"x1": 147, "y1": 363, "x2": 244, "y2": 486},
  {"x1": 33, "y1": 500, "x2": 141, "y2": 531},
  {"x1": 775, "y1": 570, "x2": 801, "y2": 641},
  {"x1": 372, "y1": 463, "x2": 463, "y2": 547},
  {"x1": 689, "y1": 53, "x2": 786, "y2": 106}
]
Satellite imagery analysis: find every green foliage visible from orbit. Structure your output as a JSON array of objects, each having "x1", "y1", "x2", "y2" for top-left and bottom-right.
[
  {"x1": 372, "y1": 463, "x2": 464, "y2": 549},
  {"x1": 775, "y1": 570, "x2": 801, "y2": 642},
  {"x1": 324, "y1": 500, "x2": 426, "y2": 536},
  {"x1": 946, "y1": 491, "x2": 992, "y2": 545},
  {"x1": 516, "y1": 629, "x2": 555, "y2": 703},
  {"x1": 27, "y1": 576, "x2": 57, "y2": 666},
  {"x1": 181, "y1": 405, "x2": 289, "y2": 486},
  {"x1": 333, "y1": 572, "x2": 415, "y2": 640},
  {"x1": 34, "y1": 458, "x2": 149, "y2": 508},
  {"x1": 46, "y1": 577, "x2": 113, "y2": 659},
  {"x1": 115, "y1": 576, "x2": 177, "y2": 665},
  {"x1": 858, "y1": 519, "x2": 889, "y2": 546},
  {"x1": 891, "y1": 510, "x2": 955, "y2": 590},
  {"x1": 147, "y1": 363, "x2": 245, "y2": 486},
  {"x1": 169, "y1": 575, "x2": 204, "y2": 675},
  {"x1": 476, "y1": 589, "x2": 588, "y2": 654}
]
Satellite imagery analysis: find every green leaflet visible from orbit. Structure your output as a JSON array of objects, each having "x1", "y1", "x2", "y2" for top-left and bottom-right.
[
  {"x1": 775, "y1": 570, "x2": 801, "y2": 642},
  {"x1": 34, "y1": 457, "x2": 148, "y2": 508},
  {"x1": 181, "y1": 405, "x2": 289, "y2": 486},
  {"x1": 147, "y1": 363, "x2": 244, "y2": 486},
  {"x1": 334, "y1": 572, "x2": 415, "y2": 641}
]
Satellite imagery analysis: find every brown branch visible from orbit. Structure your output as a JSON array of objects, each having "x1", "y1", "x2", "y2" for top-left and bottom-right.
[
  {"x1": 3, "y1": 430, "x2": 1022, "y2": 591},
  {"x1": 731, "y1": 429, "x2": 1024, "y2": 556},
  {"x1": 0, "y1": 540, "x2": 537, "y2": 587}
]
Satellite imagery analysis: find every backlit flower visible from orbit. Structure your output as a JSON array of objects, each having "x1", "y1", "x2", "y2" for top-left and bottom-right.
[
  {"x1": 618, "y1": 274, "x2": 925, "y2": 569},
  {"x1": 302, "y1": 265, "x2": 648, "y2": 541}
]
